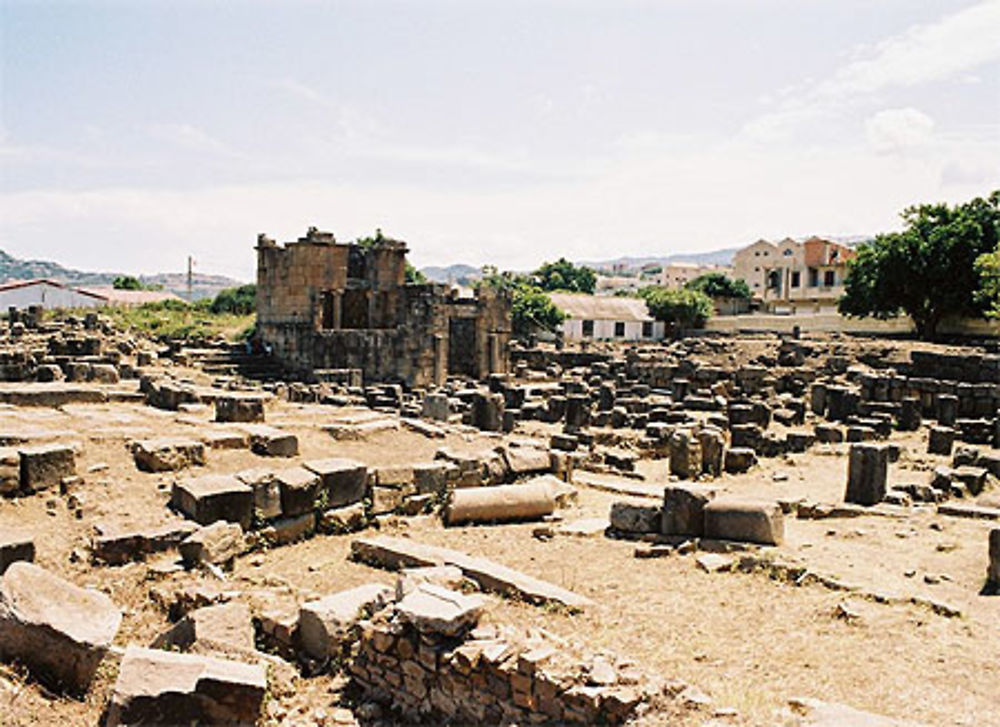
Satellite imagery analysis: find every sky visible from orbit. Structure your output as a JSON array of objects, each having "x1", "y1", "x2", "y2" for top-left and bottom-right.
[{"x1": 1, "y1": 0, "x2": 998, "y2": 281}]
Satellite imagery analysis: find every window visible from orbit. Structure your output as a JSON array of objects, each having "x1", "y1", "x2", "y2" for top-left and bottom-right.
[
  {"x1": 783, "y1": 249, "x2": 794, "y2": 256},
  {"x1": 582, "y1": 320, "x2": 594, "y2": 337},
  {"x1": 824, "y1": 270, "x2": 836, "y2": 286},
  {"x1": 791, "y1": 271, "x2": 801, "y2": 288},
  {"x1": 614, "y1": 321, "x2": 625, "y2": 337},
  {"x1": 642, "y1": 321, "x2": 653, "y2": 338},
  {"x1": 808, "y1": 268, "x2": 819, "y2": 287}
]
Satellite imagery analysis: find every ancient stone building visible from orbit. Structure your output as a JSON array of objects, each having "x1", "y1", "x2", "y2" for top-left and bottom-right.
[{"x1": 255, "y1": 228, "x2": 511, "y2": 387}]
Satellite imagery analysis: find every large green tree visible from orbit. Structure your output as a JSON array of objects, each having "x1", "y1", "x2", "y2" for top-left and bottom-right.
[
  {"x1": 640, "y1": 287, "x2": 713, "y2": 334},
  {"x1": 839, "y1": 191, "x2": 999, "y2": 339},
  {"x1": 975, "y1": 242, "x2": 1000, "y2": 318},
  {"x1": 685, "y1": 272, "x2": 751, "y2": 300},
  {"x1": 480, "y1": 266, "x2": 565, "y2": 338},
  {"x1": 532, "y1": 258, "x2": 597, "y2": 294}
]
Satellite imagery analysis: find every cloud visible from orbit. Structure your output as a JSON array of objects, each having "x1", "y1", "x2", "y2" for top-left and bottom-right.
[
  {"x1": 146, "y1": 123, "x2": 240, "y2": 157},
  {"x1": 865, "y1": 108, "x2": 935, "y2": 153},
  {"x1": 741, "y1": 0, "x2": 1000, "y2": 143}
]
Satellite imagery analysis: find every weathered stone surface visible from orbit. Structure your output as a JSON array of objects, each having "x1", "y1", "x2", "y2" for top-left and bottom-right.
[
  {"x1": 0, "y1": 531, "x2": 34, "y2": 574},
  {"x1": 153, "y1": 601, "x2": 255, "y2": 655},
  {"x1": 502, "y1": 444, "x2": 552, "y2": 477},
  {"x1": 669, "y1": 429, "x2": 701, "y2": 479},
  {"x1": 303, "y1": 458, "x2": 368, "y2": 507},
  {"x1": 787, "y1": 696, "x2": 921, "y2": 726},
  {"x1": 18, "y1": 443, "x2": 75, "y2": 493},
  {"x1": 0, "y1": 562, "x2": 121, "y2": 692},
  {"x1": 132, "y1": 437, "x2": 206, "y2": 473},
  {"x1": 845, "y1": 443, "x2": 889, "y2": 506},
  {"x1": 703, "y1": 497, "x2": 784, "y2": 546},
  {"x1": 396, "y1": 584, "x2": 485, "y2": 637},
  {"x1": 179, "y1": 521, "x2": 244, "y2": 568},
  {"x1": 234, "y1": 467, "x2": 283, "y2": 521},
  {"x1": 92, "y1": 521, "x2": 198, "y2": 565},
  {"x1": 242, "y1": 424, "x2": 298, "y2": 457},
  {"x1": 171, "y1": 475, "x2": 253, "y2": 530},
  {"x1": 609, "y1": 501, "x2": 662, "y2": 535},
  {"x1": 351, "y1": 535, "x2": 592, "y2": 608},
  {"x1": 299, "y1": 583, "x2": 394, "y2": 660},
  {"x1": 445, "y1": 481, "x2": 555, "y2": 526},
  {"x1": 661, "y1": 485, "x2": 716, "y2": 536},
  {"x1": 724, "y1": 447, "x2": 758, "y2": 474},
  {"x1": 259, "y1": 512, "x2": 316, "y2": 545},
  {"x1": 421, "y1": 392, "x2": 450, "y2": 421},
  {"x1": 214, "y1": 393, "x2": 266, "y2": 423},
  {"x1": 928, "y1": 426, "x2": 956, "y2": 456},
  {"x1": 395, "y1": 565, "x2": 465, "y2": 599},
  {"x1": 273, "y1": 466, "x2": 319, "y2": 516},
  {"x1": 105, "y1": 645, "x2": 267, "y2": 727},
  {"x1": 319, "y1": 502, "x2": 367, "y2": 533},
  {"x1": 698, "y1": 427, "x2": 725, "y2": 477}
]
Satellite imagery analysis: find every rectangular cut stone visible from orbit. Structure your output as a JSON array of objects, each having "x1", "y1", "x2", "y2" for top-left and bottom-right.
[
  {"x1": 703, "y1": 498, "x2": 784, "y2": 546},
  {"x1": 0, "y1": 531, "x2": 34, "y2": 574},
  {"x1": 242, "y1": 424, "x2": 298, "y2": 457},
  {"x1": 304, "y1": 458, "x2": 369, "y2": 507},
  {"x1": 171, "y1": 475, "x2": 253, "y2": 530},
  {"x1": 661, "y1": 485, "x2": 717, "y2": 536},
  {"x1": 273, "y1": 466, "x2": 320, "y2": 516},
  {"x1": 989, "y1": 529, "x2": 1000, "y2": 588},
  {"x1": 105, "y1": 645, "x2": 267, "y2": 727},
  {"x1": 351, "y1": 536, "x2": 592, "y2": 609},
  {"x1": 214, "y1": 393, "x2": 266, "y2": 423},
  {"x1": 846, "y1": 443, "x2": 889, "y2": 506},
  {"x1": 132, "y1": 437, "x2": 206, "y2": 473},
  {"x1": 299, "y1": 583, "x2": 394, "y2": 660},
  {"x1": 18, "y1": 444, "x2": 75, "y2": 493},
  {"x1": 234, "y1": 467, "x2": 283, "y2": 521},
  {"x1": 0, "y1": 562, "x2": 122, "y2": 693}
]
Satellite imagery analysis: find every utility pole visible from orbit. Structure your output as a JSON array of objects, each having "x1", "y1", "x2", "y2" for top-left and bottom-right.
[{"x1": 187, "y1": 256, "x2": 194, "y2": 302}]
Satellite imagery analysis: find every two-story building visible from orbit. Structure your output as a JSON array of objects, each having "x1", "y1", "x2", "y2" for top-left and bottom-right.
[{"x1": 731, "y1": 237, "x2": 855, "y2": 313}]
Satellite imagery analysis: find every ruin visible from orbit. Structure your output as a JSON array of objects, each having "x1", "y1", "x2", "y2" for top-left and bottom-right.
[{"x1": 255, "y1": 228, "x2": 512, "y2": 386}]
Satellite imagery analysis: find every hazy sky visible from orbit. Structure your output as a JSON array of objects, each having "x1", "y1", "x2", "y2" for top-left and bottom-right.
[{"x1": 2, "y1": 0, "x2": 998, "y2": 280}]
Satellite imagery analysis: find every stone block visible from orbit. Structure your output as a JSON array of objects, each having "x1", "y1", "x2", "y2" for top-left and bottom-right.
[
  {"x1": 171, "y1": 475, "x2": 253, "y2": 530},
  {"x1": 179, "y1": 521, "x2": 244, "y2": 568},
  {"x1": 273, "y1": 466, "x2": 320, "y2": 516},
  {"x1": 18, "y1": 444, "x2": 75, "y2": 493},
  {"x1": 661, "y1": 485, "x2": 716, "y2": 537},
  {"x1": 724, "y1": 447, "x2": 757, "y2": 474},
  {"x1": 259, "y1": 512, "x2": 315, "y2": 546},
  {"x1": 132, "y1": 437, "x2": 206, "y2": 473},
  {"x1": 152, "y1": 602, "x2": 255, "y2": 654},
  {"x1": 214, "y1": 394, "x2": 266, "y2": 423},
  {"x1": 609, "y1": 501, "x2": 661, "y2": 535},
  {"x1": 243, "y1": 424, "x2": 298, "y2": 457},
  {"x1": 668, "y1": 429, "x2": 701, "y2": 479},
  {"x1": 234, "y1": 467, "x2": 283, "y2": 521},
  {"x1": 928, "y1": 426, "x2": 956, "y2": 455},
  {"x1": 703, "y1": 498, "x2": 784, "y2": 546},
  {"x1": 697, "y1": 427, "x2": 725, "y2": 477},
  {"x1": 104, "y1": 646, "x2": 267, "y2": 727},
  {"x1": 845, "y1": 443, "x2": 889, "y2": 506},
  {"x1": 396, "y1": 584, "x2": 485, "y2": 638},
  {"x1": 0, "y1": 562, "x2": 121, "y2": 693},
  {"x1": 299, "y1": 584, "x2": 394, "y2": 661},
  {"x1": 989, "y1": 529, "x2": 1000, "y2": 589},
  {"x1": 0, "y1": 531, "x2": 34, "y2": 574},
  {"x1": 319, "y1": 503, "x2": 367, "y2": 534}
]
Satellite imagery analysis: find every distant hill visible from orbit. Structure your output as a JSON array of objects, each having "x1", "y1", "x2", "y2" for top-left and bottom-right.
[
  {"x1": 420, "y1": 263, "x2": 482, "y2": 285},
  {"x1": 0, "y1": 248, "x2": 244, "y2": 301},
  {"x1": 579, "y1": 247, "x2": 740, "y2": 271}
]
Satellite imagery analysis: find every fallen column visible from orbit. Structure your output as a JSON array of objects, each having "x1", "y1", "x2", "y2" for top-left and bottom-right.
[{"x1": 445, "y1": 481, "x2": 555, "y2": 526}]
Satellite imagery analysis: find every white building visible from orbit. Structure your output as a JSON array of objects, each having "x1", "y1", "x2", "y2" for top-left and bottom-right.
[
  {"x1": 0, "y1": 279, "x2": 107, "y2": 310},
  {"x1": 549, "y1": 292, "x2": 665, "y2": 342}
]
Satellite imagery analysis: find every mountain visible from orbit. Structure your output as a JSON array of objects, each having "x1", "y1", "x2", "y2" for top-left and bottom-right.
[
  {"x1": 579, "y1": 247, "x2": 741, "y2": 271},
  {"x1": 420, "y1": 263, "x2": 482, "y2": 284},
  {"x1": 0, "y1": 248, "x2": 244, "y2": 301}
]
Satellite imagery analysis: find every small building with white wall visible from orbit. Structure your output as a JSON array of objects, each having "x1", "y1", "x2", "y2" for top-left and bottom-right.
[
  {"x1": 0, "y1": 279, "x2": 107, "y2": 310},
  {"x1": 549, "y1": 292, "x2": 665, "y2": 342}
]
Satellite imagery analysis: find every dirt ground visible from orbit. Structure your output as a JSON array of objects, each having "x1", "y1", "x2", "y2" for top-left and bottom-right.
[{"x1": 0, "y1": 346, "x2": 998, "y2": 726}]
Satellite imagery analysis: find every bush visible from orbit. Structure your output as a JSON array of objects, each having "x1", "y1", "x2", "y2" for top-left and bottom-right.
[
  {"x1": 686, "y1": 272, "x2": 751, "y2": 300},
  {"x1": 210, "y1": 284, "x2": 256, "y2": 315}
]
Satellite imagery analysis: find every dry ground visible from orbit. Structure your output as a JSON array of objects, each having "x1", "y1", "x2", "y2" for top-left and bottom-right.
[{"x1": 0, "y1": 359, "x2": 998, "y2": 726}]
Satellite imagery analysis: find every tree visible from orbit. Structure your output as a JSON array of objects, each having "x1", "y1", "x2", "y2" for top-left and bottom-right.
[
  {"x1": 686, "y1": 272, "x2": 751, "y2": 300},
  {"x1": 210, "y1": 284, "x2": 256, "y2": 315},
  {"x1": 479, "y1": 266, "x2": 565, "y2": 338},
  {"x1": 405, "y1": 263, "x2": 427, "y2": 284},
  {"x1": 640, "y1": 287, "x2": 713, "y2": 333},
  {"x1": 975, "y1": 242, "x2": 1000, "y2": 318},
  {"x1": 838, "y1": 191, "x2": 999, "y2": 339},
  {"x1": 533, "y1": 258, "x2": 596, "y2": 294},
  {"x1": 113, "y1": 275, "x2": 143, "y2": 290}
]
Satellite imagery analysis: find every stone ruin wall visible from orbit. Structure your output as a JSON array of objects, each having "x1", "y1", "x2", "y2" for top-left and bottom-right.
[{"x1": 350, "y1": 618, "x2": 656, "y2": 725}]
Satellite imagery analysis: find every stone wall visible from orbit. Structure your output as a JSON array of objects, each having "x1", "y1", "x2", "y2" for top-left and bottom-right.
[{"x1": 351, "y1": 614, "x2": 657, "y2": 725}]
